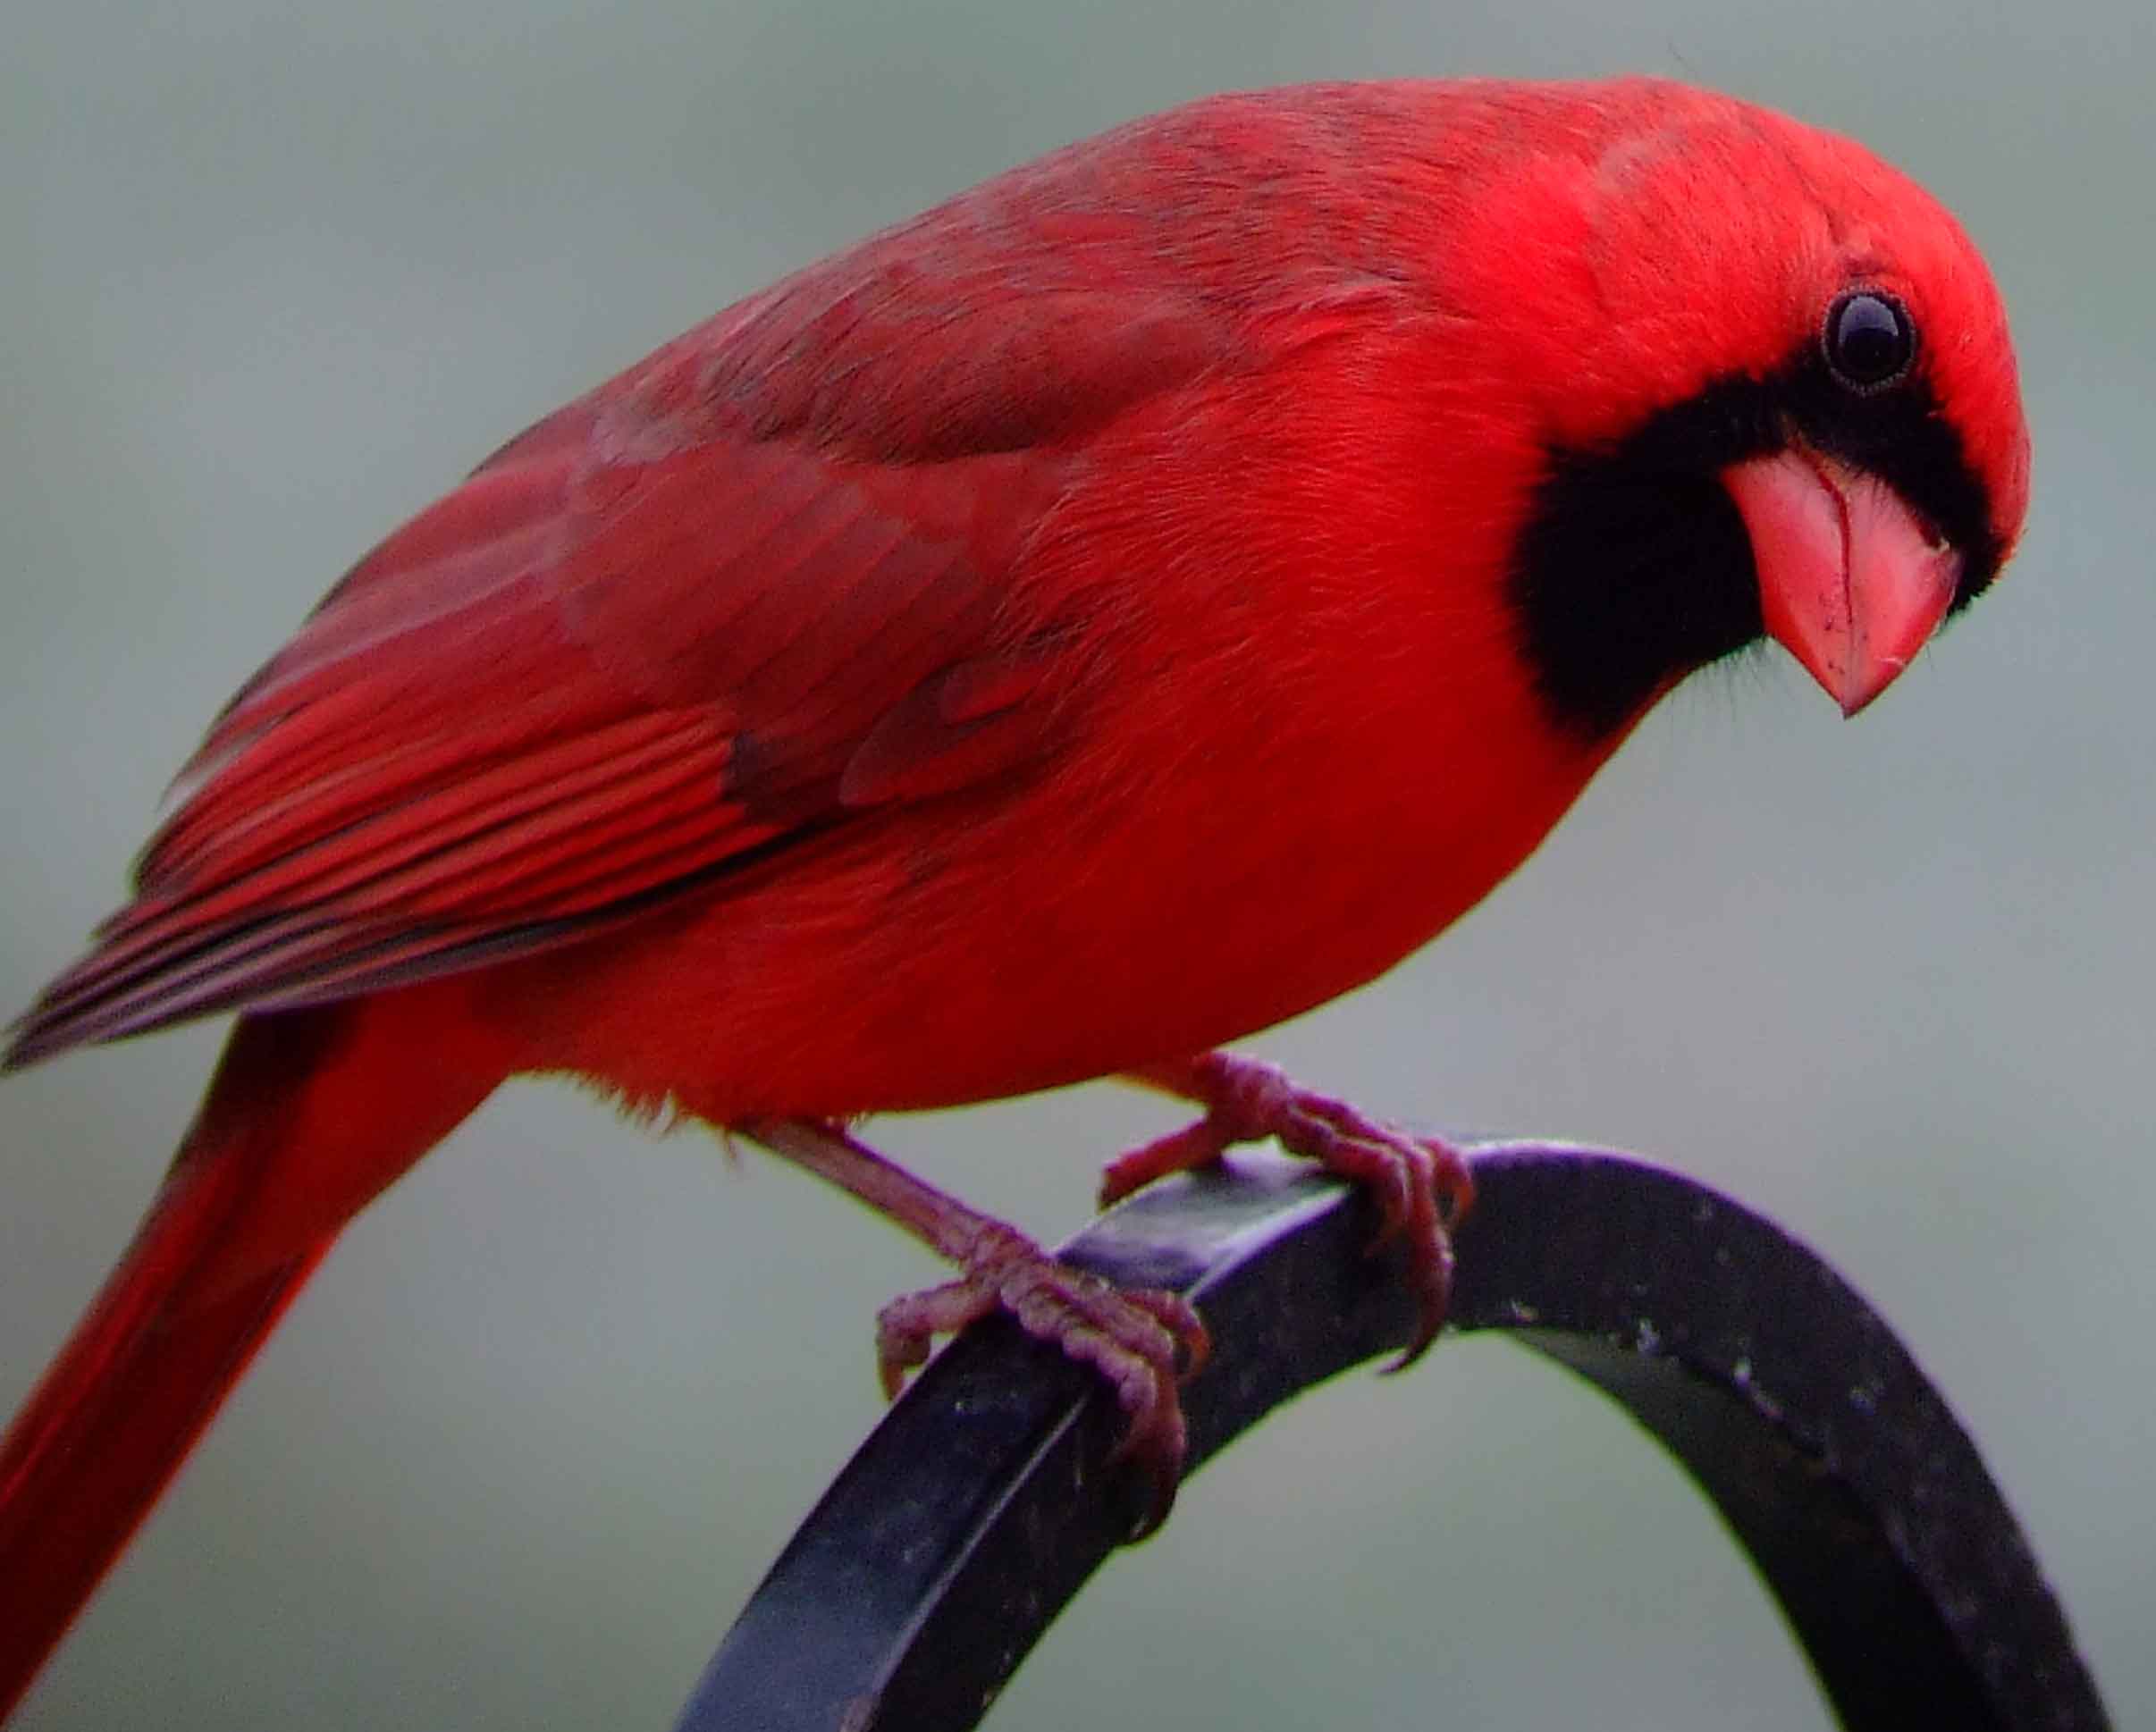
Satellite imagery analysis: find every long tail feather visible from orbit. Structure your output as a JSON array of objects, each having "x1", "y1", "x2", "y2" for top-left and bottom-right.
[
  {"x1": 0, "y1": 1249, "x2": 327, "y2": 1716},
  {"x1": 0, "y1": 1001, "x2": 496, "y2": 1719}
]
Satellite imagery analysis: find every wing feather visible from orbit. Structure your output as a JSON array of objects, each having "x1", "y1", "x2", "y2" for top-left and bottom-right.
[{"x1": 7, "y1": 153, "x2": 1251, "y2": 1067}]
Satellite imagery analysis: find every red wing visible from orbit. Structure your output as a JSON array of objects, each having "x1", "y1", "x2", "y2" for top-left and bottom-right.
[
  {"x1": 4, "y1": 397, "x2": 1087, "y2": 1066},
  {"x1": 3, "y1": 134, "x2": 1282, "y2": 1067}
]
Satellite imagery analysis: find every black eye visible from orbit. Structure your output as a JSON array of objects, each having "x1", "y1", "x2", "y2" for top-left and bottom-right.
[{"x1": 1823, "y1": 290, "x2": 1916, "y2": 392}]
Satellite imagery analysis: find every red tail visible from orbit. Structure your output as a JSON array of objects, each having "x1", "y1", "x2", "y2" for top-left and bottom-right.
[
  {"x1": 0, "y1": 1242, "x2": 329, "y2": 1718},
  {"x1": 0, "y1": 1003, "x2": 497, "y2": 1719}
]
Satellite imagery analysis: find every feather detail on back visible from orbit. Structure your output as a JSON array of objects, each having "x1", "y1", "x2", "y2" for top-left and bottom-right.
[{"x1": 2, "y1": 297, "x2": 1197, "y2": 1065}]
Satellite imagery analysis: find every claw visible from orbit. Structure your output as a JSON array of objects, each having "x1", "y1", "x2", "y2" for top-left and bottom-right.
[
  {"x1": 1116, "y1": 1053, "x2": 1473, "y2": 1368},
  {"x1": 872, "y1": 1232, "x2": 1208, "y2": 1538},
  {"x1": 741, "y1": 1117, "x2": 1209, "y2": 1539}
]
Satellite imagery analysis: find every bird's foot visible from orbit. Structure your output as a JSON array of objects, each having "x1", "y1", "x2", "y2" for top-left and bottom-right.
[
  {"x1": 875, "y1": 1220, "x2": 1209, "y2": 1535},
  {"x1": 739, "y1": 1117, "x2": 1209, "y2": 1536},
  {"x1": 1106, "y1": 1051, "x2": 1473, "y2": 1366}
]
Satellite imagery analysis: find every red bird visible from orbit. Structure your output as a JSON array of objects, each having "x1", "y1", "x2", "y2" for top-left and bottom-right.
[{"x1": 0, "y1": 78, "x2": 2026, "y2": 1716}]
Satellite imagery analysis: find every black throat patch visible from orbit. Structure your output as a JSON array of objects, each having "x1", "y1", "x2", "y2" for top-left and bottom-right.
[{"x1": 1507, "y1": 357, "x2": 2000, "y2": 741}]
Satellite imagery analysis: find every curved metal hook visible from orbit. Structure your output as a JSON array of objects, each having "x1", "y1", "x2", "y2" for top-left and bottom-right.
[{"x1": 677, "y1": 1142, "x2": 2110, "y2": 1732}]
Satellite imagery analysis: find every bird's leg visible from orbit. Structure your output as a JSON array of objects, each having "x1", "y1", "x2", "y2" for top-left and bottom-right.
[
  {"x1": 740, "y1": 1117, "x2": 1209, "y2": 1532},
  {"x1": 1105, "y1": 1052, "x2": 1473, "y2": 1366}
]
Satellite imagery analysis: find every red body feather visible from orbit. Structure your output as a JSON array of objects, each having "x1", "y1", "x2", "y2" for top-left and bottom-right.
[{"x1": 0, "y1": 78, "x2": 2026, "y2": 1716}]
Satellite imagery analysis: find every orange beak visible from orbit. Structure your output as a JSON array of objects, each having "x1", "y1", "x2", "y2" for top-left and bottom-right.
[{"x1": 1722, "y1": 447, "x2": 1964, "y2": 717}]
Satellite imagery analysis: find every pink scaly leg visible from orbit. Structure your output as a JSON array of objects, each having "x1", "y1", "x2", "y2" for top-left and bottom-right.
[
  {"x1": 1107, "y1": 1052, "x2": 1473, "y2": 1366},
  {"x1": 742, "y1": 1118, "x2": 1209, "y2": 1534}
]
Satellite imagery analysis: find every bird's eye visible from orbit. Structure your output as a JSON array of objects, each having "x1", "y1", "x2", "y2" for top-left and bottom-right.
[{"x1": 1823, "y1": 290, "x2": 1916, "y2": 392}]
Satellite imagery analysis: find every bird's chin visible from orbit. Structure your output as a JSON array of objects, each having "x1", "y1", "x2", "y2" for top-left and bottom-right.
[{"x1": 1722, "y1": 447, "x2": 1964, "y2": 717}]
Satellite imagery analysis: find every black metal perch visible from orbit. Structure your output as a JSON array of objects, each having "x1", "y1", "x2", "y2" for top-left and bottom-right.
[{"x1": 676, "y1": 1140, "x2": 2111, "y2": 1732}]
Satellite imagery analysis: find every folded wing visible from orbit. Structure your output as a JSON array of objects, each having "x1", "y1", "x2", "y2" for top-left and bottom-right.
[{"x1": 8, "y1": 254, "x2": 1234, "y2": 1065}]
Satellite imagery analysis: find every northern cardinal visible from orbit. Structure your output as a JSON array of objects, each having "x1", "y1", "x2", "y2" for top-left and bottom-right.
[{"x1": 0, "y1": 78, "x2": 2026, "y2": 1716}]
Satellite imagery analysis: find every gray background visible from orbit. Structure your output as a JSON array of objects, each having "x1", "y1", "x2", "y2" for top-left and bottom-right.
[{"x1": 3, "y1": 1, "x2": 2148, "y2": 1728}]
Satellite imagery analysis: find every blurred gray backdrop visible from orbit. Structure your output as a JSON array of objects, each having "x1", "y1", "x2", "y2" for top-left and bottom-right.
[{"x1": 3, "y1": 0, "x2": 2148, "y2": 1728}]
